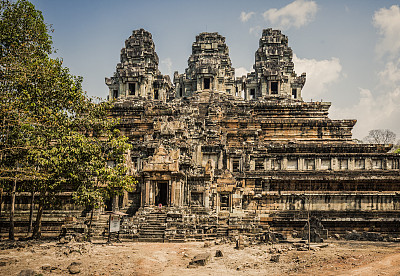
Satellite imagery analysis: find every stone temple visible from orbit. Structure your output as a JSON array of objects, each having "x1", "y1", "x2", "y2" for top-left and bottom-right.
[
  {"x1": 102, "y1": 28, "x2": 400, "y2": 239},
  {"x1": 1, "y1": 28, "x2": 399, "y2": 240}
]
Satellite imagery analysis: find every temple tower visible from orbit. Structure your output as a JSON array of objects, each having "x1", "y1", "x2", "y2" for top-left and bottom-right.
[
  {"x1": 174, "y1": 32, "x2": 235, "y2": 97},
  {"x1": 105, "y1": 29, "x2": 172, "y2": 101},
  {"x1": 239, "y1": 28, "x2": 306, "y2": 100}
]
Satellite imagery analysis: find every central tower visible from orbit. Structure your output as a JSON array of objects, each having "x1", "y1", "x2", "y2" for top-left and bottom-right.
[{"x1": 174, "y1": 32, "x2": 235, "y2": 97}]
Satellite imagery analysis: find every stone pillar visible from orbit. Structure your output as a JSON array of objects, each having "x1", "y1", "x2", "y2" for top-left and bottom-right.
[
  {"x1": 349, "y1": 158, "x2": 355, "y2": 170},
  {"x1": 147, "y1": 181, "x2": 151, "y2": 205},
  {"x1": 170, "y1": 179, "x2": 175, "y2": 206},
  {"x1": 332, "y1": 158, "x2": 338, "y2": 170},
  {"x1": 281, "y1": 157, "x2": 287, "y2": 170},
  {"x1": 261, "y1": 81, "x2": 267, "y2": 97},
  {"x1": 298, "y1": 158, "x2": 304, "y2": 171},
  {"x1": 204, "y1": 188, "x2": 210, "y2": 208},
  {"x1": 266, "y1": 159, "x2": 272, "y2": 170},
  {"x1": 167, "y1": 180, "x2": 175, "y2": 206},
  {"x1": 218, "y1": 151, "x2": 223, "y2": 170},
  {"x1": 315, "y1": 158, "x2": 321, "y2": 170},
  {"x1": 365, "y1": 158, "x2": 372, "y2": 170},
  {"x1": 140, "y1": 81, "x2": 145, "y2": 97},
  {"x1": 197, "y1": 145, "x2": 202, "y2": 165},
  {"x1": 122, "y1": 83, "x2": 127, "y2": 97},
  {"x1": 216, "y1": 193, "x2": 220, "y2": 212},
  {"x1": 229, "y1": 193, "x2": 233, "y2": 213},
  {"x1": 197, "y1": 77, "x2": 202, "y2": 91}
]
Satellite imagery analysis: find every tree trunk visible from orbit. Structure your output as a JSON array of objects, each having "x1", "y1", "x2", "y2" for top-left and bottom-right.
[
  {"x1": 32, "y1": 202, "x2": 43, "y2": 239},
  {"x1": 87, "y1": 208, "x2": 94, "y2": 242},
  {"x1": 27, "y1": 189, "x2": 35, "y2": 234},
  {"x1": 9, "y1": 178, "x2": 16, "y2": 240},
  {"x1": 0, "y1": 188, "x2": 3, "y2": 216}
]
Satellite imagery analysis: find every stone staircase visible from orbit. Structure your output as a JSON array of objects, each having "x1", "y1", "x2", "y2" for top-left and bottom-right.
[
  {"x1": 137, "y1": 211, "x2": 167, "y2": 242},
  {"x1": 90, "y1": 214, "x2": 110, "y2": 240}
]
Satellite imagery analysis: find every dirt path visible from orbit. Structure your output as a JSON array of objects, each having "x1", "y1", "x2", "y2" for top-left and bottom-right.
[
  {"x1": 339, "y1": 252, "x2": 400, "y2": 276},
  {"x1": 0, "y1": 240, "x2": 399, "y2": 275}
]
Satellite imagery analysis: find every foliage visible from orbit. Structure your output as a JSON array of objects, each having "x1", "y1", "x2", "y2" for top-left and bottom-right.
[
  {"x1": 363, "y1": 129, "x2": 397, "y2": 144},
  {"x1": 1, "y1": 0, "x2": 136, "y2": 238},
  {"x1": 71, "y1": 129, "x2": 137, "y2": 210},
  {"x1": 393, "y1": 140, "x2": 400, "y2": 154}
]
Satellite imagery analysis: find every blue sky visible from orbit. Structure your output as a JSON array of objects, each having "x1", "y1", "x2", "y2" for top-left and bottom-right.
[{"x1": 31, "y1": 0, "x2": 400, "y2": 140}]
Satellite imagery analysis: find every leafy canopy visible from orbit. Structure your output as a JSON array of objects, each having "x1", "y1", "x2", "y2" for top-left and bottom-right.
[{"x1": 1, "y1": 0, "x2": 136, "y2": 213}]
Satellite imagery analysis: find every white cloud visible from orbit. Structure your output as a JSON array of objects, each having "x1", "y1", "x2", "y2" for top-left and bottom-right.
[
  {"x1": 378, "y1": 58, "x2": 400, "y2": 86},
  {"x1": 240, "y1": 11, "x2": 255, "y2": 22},
  {"x1": 249, "y1": 25, "x2": 262, "y2": 37},
  {"x1": 373, "y1": 5, "x2": 400, "y2": 57},
  {"x1": 332, "y1": 5, "x2": 400, "y2": 139},
  {"x1": 235, "y1": 67, "x2": 251, "y2": 78},
  {"x1": 293, "y1": 54, "x2": 342, "y2": 99},
  {"x1": 330, "y1": 87, "x2": 400, "y2": 139},
  {"x1": 160, "y1": 57, "x2": 173, "y2": 76},
  {"x1": 263, "y1": 0, "x2": 318, "y2": 30}
]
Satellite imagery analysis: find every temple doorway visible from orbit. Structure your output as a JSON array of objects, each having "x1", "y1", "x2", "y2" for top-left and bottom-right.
[
  {"x1": 204, "y1": 78, "x2": 211, "y2": 89},
  {"x1": 155, "y1": 181, "x2": 168, "y2": 206}
]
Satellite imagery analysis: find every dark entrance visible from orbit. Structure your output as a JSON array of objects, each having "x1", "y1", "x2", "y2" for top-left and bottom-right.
[
  {"x1": 129, "y1": 83, "x2": 136, "y2": 95},
  {"x1": 105, "y1": 198, "x2": 113, "y2": 211},
  {"x1": 271, "y1": 81, "x2": 278, "y2": 94},
  {"x1": 204, "y1": 78, "x2": 211, "y2": 89},
  {"x1": 155, "y1": 181, "x2": 168, "y2": 206}
]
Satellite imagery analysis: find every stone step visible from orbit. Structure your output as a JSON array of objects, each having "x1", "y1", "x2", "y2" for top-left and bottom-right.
[
  {"x1": 139, "y1": 230, "x2": 165, "y2": 235},
  {"x1": 137, "y1": 238, "x2": 165, "y2": 242},
  {"x1": 141, "y1": 222, "x2": 166, "y2": 226},
  {"x1": 145, "y1": 220, "x2": 167, "y2": 224},
  {"x1": 167, "y1": 238, "x2": 186, "y2": 243},
  {"x1": 140, "y1": 227, "x2": 166, "y2": 232}
]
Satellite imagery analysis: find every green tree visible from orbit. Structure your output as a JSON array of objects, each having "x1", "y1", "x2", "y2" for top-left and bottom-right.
[
  {"x1": 1, "y1": 0, "x2": 136, "y2": 239},
  {"x1": 72, "y1": 129, "x2": 137, "y2": 239},
  {"x1": 1, "y1": 0, "x2": 53, "y2": 239},
  {"x1": 394, "y1": 140, "x2": 400, "y2": 154}
]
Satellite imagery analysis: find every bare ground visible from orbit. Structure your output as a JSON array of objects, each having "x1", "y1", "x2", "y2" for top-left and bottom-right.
[{"x1": 0, "y1": 239, "x2": 399, "y2": 275}]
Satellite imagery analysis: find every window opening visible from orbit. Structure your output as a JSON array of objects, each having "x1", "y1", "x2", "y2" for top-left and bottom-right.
[
  {"x1": 113, "y1": 89, "x2": 118, "y2": 99},
  {"x1": 255, "y1": 159, "x2": 264, "y2": 171},
  {"x1": 250, "y1": 88, "x2": 255, "y2": 100},
  {"x1": 292, "y1": 88, "x2": 297, "y2": 99},
  {"x1": 232, "y1": 160, "x2": 240, "y2": 172},
  {"x1": 220, "y1": 194, "x2": 229, "y2": 210}
]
